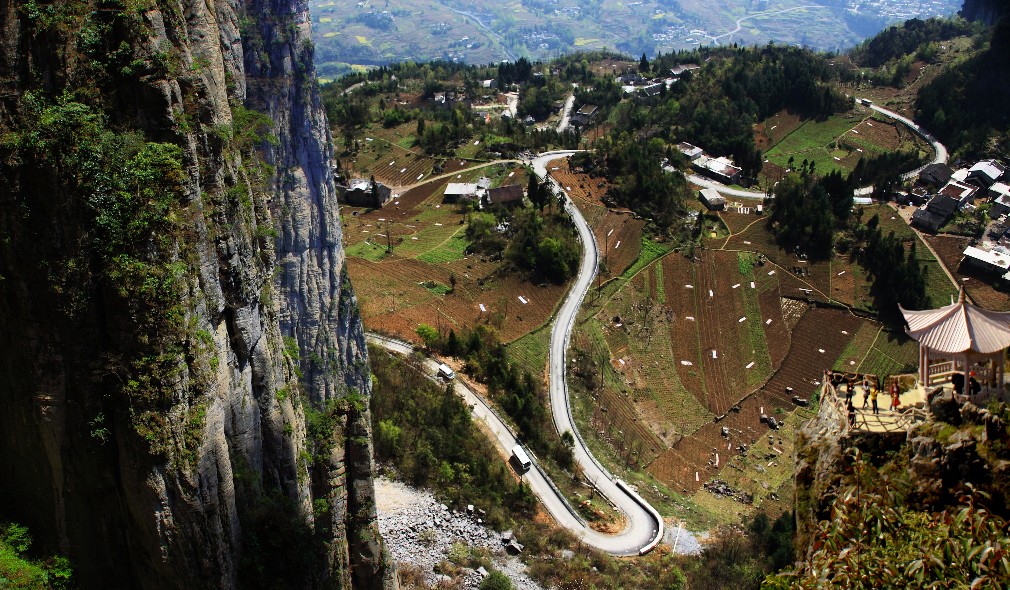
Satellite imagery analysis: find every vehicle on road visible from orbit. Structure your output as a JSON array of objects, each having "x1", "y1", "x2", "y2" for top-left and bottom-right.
[
  {"x1": 511, "y1": 445, "x2": 532, "y2": 474},
  {"x1": 437, "y1": 363, "x2": 456, "y2": 381}
]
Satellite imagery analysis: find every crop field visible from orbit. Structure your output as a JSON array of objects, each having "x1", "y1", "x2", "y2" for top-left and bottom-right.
[
  {"x1": 344, "y1": 164, "x2": 568, "y2": 345},
  {"x1": 548, "y1": 156, "x2": 651, "y2": 279},
  {"x1": 718, "y1": 217, "x2": 857, "y2": 305},
  {"x1": 714, "y1": 206, "x2": 953, "y2": 313},
  {"x1": 597, "y1": 213, "x2": 646, "y2": 279},
  {"x1": 648, "y1": 307, "x2": 868, "y2": 493},
  {"x1": 506, "y1": 325, "x2": 551, "y2": 380},
  {"x1": 549, "y1": 157, "x2": 611, "y2": 207},
  {"x1": 925, "y1": 234, "x2": 1010, "y2": 311},
  {"x1": 759, "y1": 106, "x2": 929, "y2": 178},
  {"x1": 754, "y1": 110, "x2": 803, "y2": 151},
  {"x1": 691, "y1": 403, "x2": 814, "y2": 520}
]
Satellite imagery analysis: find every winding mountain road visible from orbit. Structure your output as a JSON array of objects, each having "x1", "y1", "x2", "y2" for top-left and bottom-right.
[
  {"x1": 367, "y1": 150, "x2": 663, "y2": 556},
  {"x1": 533, "y1": 151, "x2": 664, "y2": 555},
  {"x1": 365, "y1": 102, "x2": 947, "y2": 553}
]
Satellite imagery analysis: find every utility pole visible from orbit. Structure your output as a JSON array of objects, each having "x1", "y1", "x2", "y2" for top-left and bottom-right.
[{"x1": 385, "y1": 218, "x2": 392, "y2": 253}]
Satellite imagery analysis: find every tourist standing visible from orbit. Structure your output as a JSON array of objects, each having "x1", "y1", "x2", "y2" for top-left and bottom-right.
[{"x1": 871, "y1": 387, "x2": 879, "y2": 415}]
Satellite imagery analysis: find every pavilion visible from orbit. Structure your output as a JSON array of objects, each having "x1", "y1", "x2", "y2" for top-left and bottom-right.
[{"x1": 901, "y1": 287, "x2": 1010, "y2": 397}]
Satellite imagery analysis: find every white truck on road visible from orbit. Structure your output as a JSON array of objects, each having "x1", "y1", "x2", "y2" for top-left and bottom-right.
[
  {"x1": 511, "y1": 445, "x2": 532, "y2": 474},
  {"x1": 437, "y1": 363, "x2": 456, "y2": 381}
]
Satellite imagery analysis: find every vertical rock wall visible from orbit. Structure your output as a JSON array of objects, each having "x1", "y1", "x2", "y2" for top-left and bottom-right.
[{"x1": 0, "y1": 0, "x2": 391, "y2": 588}]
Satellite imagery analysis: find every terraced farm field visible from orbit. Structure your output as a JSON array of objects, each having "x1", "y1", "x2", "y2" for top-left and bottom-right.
[
  {"x1": 648, "y1": 307, "x2": 870, "y2": 494},
  {"x1": 344, "y1": 166, "x2": 566, "y2": 345},
  {"x1": 758, "y1": 106, "x2": 930, "y2": 179}
]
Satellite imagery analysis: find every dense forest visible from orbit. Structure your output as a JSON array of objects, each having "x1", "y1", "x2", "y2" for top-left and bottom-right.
[{"x1": 916, "y1": 17, "x2": 1010, "y2": 157}]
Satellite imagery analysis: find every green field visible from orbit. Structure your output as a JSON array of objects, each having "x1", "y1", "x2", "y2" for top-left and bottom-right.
[
  {"x1": 833, "y1": 323, "x2": 919, "y2": 378},
  {"x1": 392, "y1": 219, "x2": 461, "y2": 259},
  {"x1": 620, "y1": 237, "x2": 673, "y2": 281},
  {"x1": 345, "y1": 240, "x2": 389, "y2": 261},
  {"x1": 506, "y1": 325, "x2": 551, "y2": 377},
  {"x1": 417, "y1": 230, "x2": 470, "y2": 264},
  {"x1": 764, "y1": 113, "x2": 864, "y2": 175}
]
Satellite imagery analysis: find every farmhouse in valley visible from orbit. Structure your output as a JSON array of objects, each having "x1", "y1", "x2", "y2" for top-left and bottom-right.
[
  {"x1": 444, "y1": 182, "x2": 479, "y2": 203},
  {"x1": 484, "y1": 184, "x2": 525, "y2": 209},
  {"x1": 338, "y1": 178, "x2": 393, "y2": 208},
  {"x1": 698, "y1": 188, "x2": 726, "y2": 210}
]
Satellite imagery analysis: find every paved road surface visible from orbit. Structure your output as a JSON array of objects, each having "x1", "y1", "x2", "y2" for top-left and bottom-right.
[
  {"x1": 366, "y1": 150, "x2": 663, "y2": 555},
  {"x1": 863, "y1": 100, "x2": 948, "y2": 167},
  {"x1": 366, "y1": 333, "x2": 658, "y2": 556},
  {"x1": 532, "y1": 151, "x2": 664, "y2": 555},
  {"x1": 557, "y1": 93, "x2": 576, "y2": 133}
]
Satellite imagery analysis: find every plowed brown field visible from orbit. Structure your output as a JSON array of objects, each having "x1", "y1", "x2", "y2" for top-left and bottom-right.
[{"x1": 647, "y1": 307, "x2": 869, "y2": 492}]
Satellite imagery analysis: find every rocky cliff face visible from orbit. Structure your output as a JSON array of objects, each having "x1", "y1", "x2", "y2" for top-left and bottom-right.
[
  {"x1": 793, "y1": 395, "x2": 1010, "y2": 560},
  {"x1": 0, "y1": 1, "x2": 391, "y2": 588}
]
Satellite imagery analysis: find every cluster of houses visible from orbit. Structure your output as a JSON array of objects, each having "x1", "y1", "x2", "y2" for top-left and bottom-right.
[
  {"x1": 443, "y1": 176, "x2": 526, "y2": 209},
  {"x1": 910, "y1": 159, "x2": 1008, "y2": 233},
  {"x1": 676, "y1": 142, "x2": 743, "y2": 185},
  {"x1": 618, "y1": 64, "x2": 699, "y2": 97},
  {"x1": 907, "y1": 159, "x2": 1010, "y2": 283},
  {"x1": 338, "y1": 174, "x2": 526, "y2": 211}
]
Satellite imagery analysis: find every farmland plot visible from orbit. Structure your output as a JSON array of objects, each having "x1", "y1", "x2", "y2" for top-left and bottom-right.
[
  {"x1": 647, "y1": 307, "x2": 866, "y2": 493},
  {"x1": 664, "y1": 251, "x2": 776, "y2": 415}
]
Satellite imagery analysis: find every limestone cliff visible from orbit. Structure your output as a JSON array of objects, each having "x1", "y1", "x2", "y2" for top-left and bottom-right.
[{"x1": 0, "y1": 1, "x2": 392, "y2": 588}]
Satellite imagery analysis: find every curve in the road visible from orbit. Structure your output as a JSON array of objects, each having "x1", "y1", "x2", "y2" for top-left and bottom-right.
[
  {"x1": 693, "y1": 97, "x2": 948, "y2": 200},
  {"x1": 366, "y1": 150, "x2": 664, "y2": 556},
  {"x1": 532, "y1": 151, "x2": 664, "y2": 556}
]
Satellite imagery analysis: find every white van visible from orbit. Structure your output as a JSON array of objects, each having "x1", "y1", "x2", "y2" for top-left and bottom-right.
[
  {"x1": 437, "y1": 363, "x2": 456, "y2": 381},
  {"x1": 511, "y1": 445, "x2": 532, "y2": 474}
]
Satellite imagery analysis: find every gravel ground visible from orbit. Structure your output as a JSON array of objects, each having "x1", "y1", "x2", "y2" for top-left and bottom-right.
[
  {"x1": 375, "y1": 477, "x2": 545, "y2": 590},
  {"x1": 664, "y1": 521, "x2": 704, "y2": 555}
]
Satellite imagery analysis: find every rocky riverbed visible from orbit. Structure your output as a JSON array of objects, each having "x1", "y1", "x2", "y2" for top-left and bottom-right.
[{"x1": 375, "y1": 478, "x2": 545, "y2": 589}]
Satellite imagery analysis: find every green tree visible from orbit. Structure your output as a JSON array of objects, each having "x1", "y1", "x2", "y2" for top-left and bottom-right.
[
  {"x1": 639, "y1": 52, "x2": 650, "y2": 73},
  {"x1": 416, "y1": 324, "x2": 440, "y2": 351},
  {"x1": 0, "y1": 522, "x2": 73, "y2": 589},
  {"x1": 480, "y1": 570, "x2": 515, "y2": 590}
]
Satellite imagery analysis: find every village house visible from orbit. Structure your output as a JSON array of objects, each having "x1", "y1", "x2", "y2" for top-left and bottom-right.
[
  {"x1": 917, "y1": 163, "x2": 953, "y2": 188},
  {"x1": 939, "y1": 179, "x2": 978, "y2": 204},
  {"x1": 990, "y1": 194, "x2": 1010, "y2": 218},
  {"x1": 911, "y1": 192, "x2": 962, "y2": 232},
  {"x1": 444, "y1": 182, "x2": 478, "y2": 203},
  {"x1": 570, "y1": 104, "x2": 598, "y2": 127},
  {"x1": 961, "y1": 245, "x2": 1010, "y2": 280},
  {"x1": 669, "y1": 64, "x2": 700, "y2": 80},
  {"x1": 967, "y1": 159, "x2": 1006, "y2": 189},
  {"x1": 694, "y1": 155, "x2": 742, "y2": 185},
  {"x1": 338, "y1": 178, "x2": 393, "y2": 208},
  {"x1": 698, "y1": 188, "x2": 726, "y2": 210},
  {"x1": 640, "y1": 82, "x2": 664, "y2": 97},
  {"x1": 677, "y1": 142, "x2": 704, "y2": 162},
  {"x1": 988, "y1": 181, "x2": 1010, "y2": 201},
  {"x1": 483, "y1": 184, "x2": 525, "y2": 209}
]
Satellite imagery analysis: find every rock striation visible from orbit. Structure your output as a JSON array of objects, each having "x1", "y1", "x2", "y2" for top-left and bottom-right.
[{"x1": 0, "y1": 1, "x2": 391, "y2": 588}]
